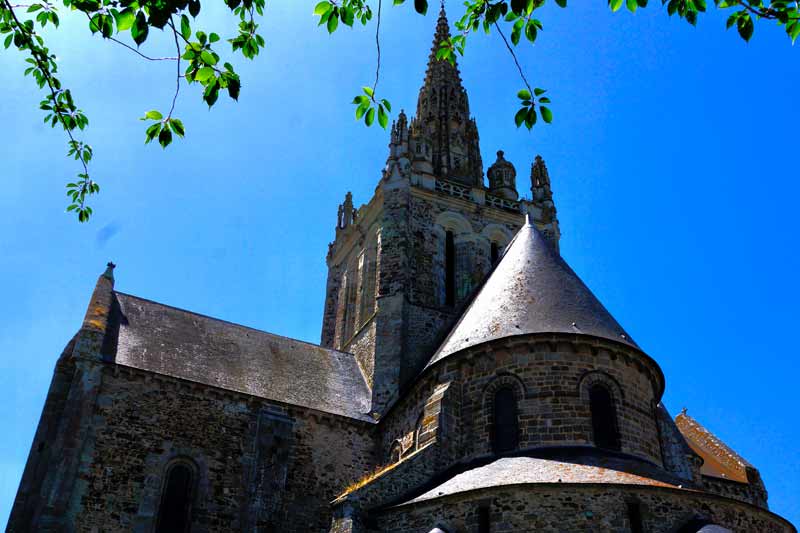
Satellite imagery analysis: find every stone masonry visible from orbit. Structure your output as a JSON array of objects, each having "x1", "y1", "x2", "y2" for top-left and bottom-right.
[{"x1": 9, "y1": 6, "x2": 795, "y2": 533}]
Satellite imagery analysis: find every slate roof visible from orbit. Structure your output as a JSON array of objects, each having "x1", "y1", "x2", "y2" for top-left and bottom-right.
[
  {"x1": 396, "y1": 451, "x2": 689, "y2": 506},
  {"x1": 428, "y1": 220, "x2": 637, "y2": 367},
  {"x1": 106, "y1": 292, "x2": 373, "y2": 421},
  {"x1": 675, "y1": 411, "x2": 752, "y2": 483}
]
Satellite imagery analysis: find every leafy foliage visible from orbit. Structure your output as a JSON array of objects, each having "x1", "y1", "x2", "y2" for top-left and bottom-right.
[{"x1": 0, "y1": 0, "x2": 796, "y2": 221}]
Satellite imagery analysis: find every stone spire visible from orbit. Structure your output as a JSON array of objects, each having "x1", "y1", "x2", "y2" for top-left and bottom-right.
[{"x1": 409, "y1": 4, "x2": 483, "y2": 187}]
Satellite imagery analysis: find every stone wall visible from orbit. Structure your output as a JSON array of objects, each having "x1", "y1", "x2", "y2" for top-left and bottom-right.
[
  {"x1": 375, "y1": 484, "x2": 794, "y2": 533},
  {"x1": 440, "y1": 335, "x2": 664, "y2": 465},
  {"x1": 71, "y1": 366, "x2": 375, "y2": 533}
]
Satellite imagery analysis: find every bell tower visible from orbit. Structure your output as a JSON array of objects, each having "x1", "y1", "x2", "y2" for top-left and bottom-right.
[{"x1": 320, "y1": 6, "x2": 560, "y2": 414}]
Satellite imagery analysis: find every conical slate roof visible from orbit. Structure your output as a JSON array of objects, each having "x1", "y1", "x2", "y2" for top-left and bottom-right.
[{"x1": 427, "y1": 220, "x2": 638, "y2": 367}]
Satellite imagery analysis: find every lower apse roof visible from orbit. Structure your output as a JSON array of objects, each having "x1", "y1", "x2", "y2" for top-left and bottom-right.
[
  {"x1": 105, "y1": 291, "x2": 373, "y2": 422},
  {"x1": 395, "y1": 452, "x2": 687, "y2": 507}
]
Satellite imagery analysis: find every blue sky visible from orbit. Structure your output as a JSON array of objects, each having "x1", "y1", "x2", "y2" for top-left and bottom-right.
[{"x1": 2, "y1": 0, "x2": 798, "y2": 527}]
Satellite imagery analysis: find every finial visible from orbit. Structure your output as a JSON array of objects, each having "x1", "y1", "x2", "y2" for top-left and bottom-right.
[
  {"x1": 680, "y1": 407, "x2": 688, "y2": 416},
  {"x1": 102, "y1": 261, "x2": 116, "y2": 280},
  {"x1": 524, "y1": 212, "x2": 532, "y2": 227},
  {"x1": 497, "y1": 150, "x2": 504, "y2": 159}
]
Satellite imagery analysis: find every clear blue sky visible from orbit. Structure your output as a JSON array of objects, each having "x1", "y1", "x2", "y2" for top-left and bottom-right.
[{"x1": 1, "y1": 0, "x2": 798, "y2": 527}]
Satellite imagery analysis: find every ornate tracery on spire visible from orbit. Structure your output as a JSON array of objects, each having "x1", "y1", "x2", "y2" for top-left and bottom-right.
[{"x1": 408, "y1": 4, "x2": 484, "y2": 187}]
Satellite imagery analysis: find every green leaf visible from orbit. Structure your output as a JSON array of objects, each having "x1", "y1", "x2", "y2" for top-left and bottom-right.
[
  {"x1": 209, "y1": 33, "x2": 220, "y2": 43},
  {"x1": 341, "y1": 7, "x2": 354, "y2": 26},
  {"x1": 525, "y1": 107, "x2": 537, "y2": 129},
  {"x1": 201, "y1": 50, "x2": 217, "y2": 65},
  {"x1": 114, "y1": 8, "x2": 135, "y2": 32},
  {"x1": 626, "y1": 0, "x2": 638, "y2": 12},
  {"x1": 313, "y1": 1, "x2": 330, "y2": 15},
  {"x1": 195, "y1": 67, "x2": 215, "y2": 82},
  {"x1": 540, "y1": 106, "x2": 553, "y2": 123},
  {"x1": 514, "y1": 107, "x2": 527, "y2": 128},
  {"x1": 363, "y1": 86, "x2": 374, "y2": 98},
  {"x1": 517, "y1": 88, "x2": 531, "y2": 100},
  {"x1": 131, "y1": 10, "x2": 148, "y2": 45},
  {"x1": 169, "y1": 118, "x2": 185, "y2": 137},
  {"x1": 510, "y1": 0, "x2": 526, "y2": 14},
  {"x1": 144, "y1": 110, "x2": 162, "y2": 120},
  {"x1": 789, "y1": 21, "x2": 800, "y2": 44},
  {"x1": 377, "y1": 105, "x2": 388, "y2": 128},
  {"x1": 525, "y1": 20, "x2": 537, "y2": 42},
  {"x1": 355, "y1": 103, "x2": 368, "y2": 120},
  {"x1": 365, "y1": 107, "x2": 375, "y2": 126},
  {"x1": 534, "y1": 87, "x2": 546, "y2": 96},
  {"x1": 555, "y1": 0, "x2": 566, "y2": 6},
  {"x1": 737, "y1": 12, "x2": 754, "y2": 42},
  {"x1": 180, "y1": 14, "x2": 191, "y2": 41},
  {"x1": 145, "y1": 123, "x2": 161, "y2": 143},
  {"x1": 381, "y1": 99, "x2": 392, "y2": 112},
  {"x1": 414, "y1": 0, "x2": 428, "y2": 15},
  {"x1": 609, "y1": 0, "x2": 624, "y2": 12},
  {"x1": 158, "y1": 126, "x2": 173, "y2": 148},
  {"x1": 327, "y1": 12, "x2": 338, "y2": 33}
]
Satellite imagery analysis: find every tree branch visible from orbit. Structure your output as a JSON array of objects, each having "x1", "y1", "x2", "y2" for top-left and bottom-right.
[
  {"x1": 494, "y1": 21, "x2": 532, "y2": 94},
  {"x1": 371, "y1": 0, "x2": 381, "y2": 97},
  {"x1": 166, "y1": 16, "x2": 181, "y2": 118},
  {"x1": 83, "y1": 12, "x2": 177, "y2": 61}
]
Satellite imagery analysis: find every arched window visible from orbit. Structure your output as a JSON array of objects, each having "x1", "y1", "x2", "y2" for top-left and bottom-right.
[
  {"x1": 445, "y1": 230, "x2": 455, "y2": 306},
  {"x1": 478, "y1": 506, "x2": 490, "y2": 533},
  {"x1": 359, "y1": 243, "x2": 377, "y2": 325},
  {"x1": 627, "y1": 502, "x2": 644, "y2": 533},
  {"x1": 155, "y1": 461, "x2": 196, "y2": 533},
  {"x1": 492, "y1": 388, "x2": 519, "y2": 454},
  {"x1": 389, "y1": 441, "x2": 402, "y2": 463},
  {"x1": 589, "y1": 384, "x2": 621, "y2": 450},
  {"x1": 490, "y1": 242, "x2": 500, "y2": 265}
]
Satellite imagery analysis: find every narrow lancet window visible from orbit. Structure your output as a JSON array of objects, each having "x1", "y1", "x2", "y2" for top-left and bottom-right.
[
  {"x1": 627, "y1": 502, "x2": 644, "y2": 533},
  {"x1": 478, "y1": 506, "x2": 490, "y2": 533},
  {"x1": 155, "y1": 462, "x2": 195, "y2": 533},
  {"x1": 589, "y1": 384, "x2": 621, "y2": 450},
  {"x1": 490, "y1": 242, "x2": 500, "y2": 265},
  {"x1": 445, "y1": 230, "x2": 455, "y2": 306},
  {"x1": 492, "y1": 388, "x2": 519, "y2": 454}
]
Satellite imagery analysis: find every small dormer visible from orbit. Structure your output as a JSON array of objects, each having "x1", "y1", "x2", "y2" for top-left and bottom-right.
[{"x1": 486, "y1": 150, "x2": 518, "y2": 200}]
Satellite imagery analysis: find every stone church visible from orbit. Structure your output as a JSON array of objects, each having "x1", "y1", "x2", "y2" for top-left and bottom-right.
[{"x1": 10, "y1": 7, "x2": 796, "y2": 533}]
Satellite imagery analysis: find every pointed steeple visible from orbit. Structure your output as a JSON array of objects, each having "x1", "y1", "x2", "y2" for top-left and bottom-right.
[
  {"x1": 427, "y1": 223, "x2": 636, "y2": 367},
  {"x1": 410, "y1": 3, "x2": 483, "y2": 187},
  {"x1": 418, "y1": 4, "x2": 465, "y2": 111}
]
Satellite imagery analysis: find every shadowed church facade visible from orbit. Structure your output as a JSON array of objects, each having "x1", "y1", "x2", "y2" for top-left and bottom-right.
[{"x1": 9, "y1": 7, "x2": 795, "y2": 533}]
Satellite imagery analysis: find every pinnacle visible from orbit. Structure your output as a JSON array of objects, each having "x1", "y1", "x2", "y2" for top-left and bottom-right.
[{"x1": 423, "y1": 1, "x2": 460, "y2": 83}]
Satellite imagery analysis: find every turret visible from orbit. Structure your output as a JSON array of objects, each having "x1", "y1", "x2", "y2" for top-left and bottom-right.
[
  {"x1": 486, "y1": 150, "x2": 518, "y2": 200},
  {"x1": 529, "y1": 154, "x2": 560, "y2": 249},
  {"x1": 336, "y1": 191, "x2": 357, "y2": 230}
]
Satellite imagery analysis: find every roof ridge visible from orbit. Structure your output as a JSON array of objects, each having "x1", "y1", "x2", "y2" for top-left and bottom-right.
[{"x1": 113, "y1": 291, "x2": 354, "y2": 356}]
